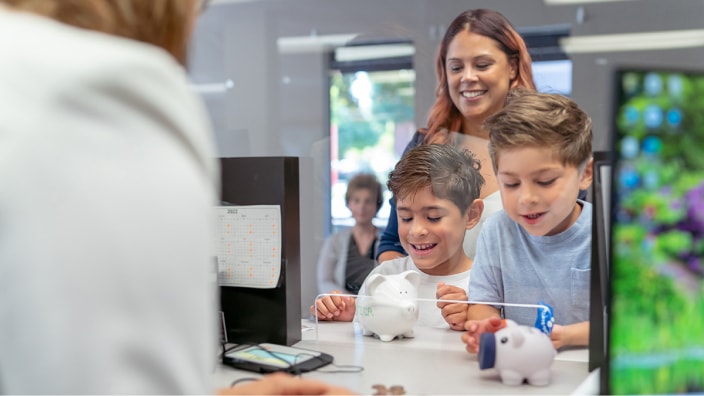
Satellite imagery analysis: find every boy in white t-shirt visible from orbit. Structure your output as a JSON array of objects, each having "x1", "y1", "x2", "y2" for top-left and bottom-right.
[{"x1": 311, "y1": 144, "x2": 485, "y2": 330}]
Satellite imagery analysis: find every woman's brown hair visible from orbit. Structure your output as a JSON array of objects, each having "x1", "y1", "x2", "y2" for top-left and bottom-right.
[{"x1": 423, "y1": 9, "x2": 536, "y2": 144}]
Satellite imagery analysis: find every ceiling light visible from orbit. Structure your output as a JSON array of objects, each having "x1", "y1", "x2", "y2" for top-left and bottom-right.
[
  {"x1": 191, "y1": 79, "x2": 235, "y2": 94},
  {"x1": 277, "y1": 34, "x2": 358, "y2": 54},
  {"x1": 335, "y1": 43, "x2": 415, "y2": 62},
  {"x1": 560, "y1": 29, "x2": 704, "y2": 53}
]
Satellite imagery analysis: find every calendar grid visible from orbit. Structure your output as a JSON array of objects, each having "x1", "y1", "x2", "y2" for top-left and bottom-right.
[{"x1": 216, "y1": 205, "x2": 281, "y2": 288}]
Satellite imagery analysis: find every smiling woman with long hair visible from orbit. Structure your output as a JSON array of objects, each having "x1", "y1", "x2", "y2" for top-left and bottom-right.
[{"x1": 377, "y1": 9, "x2": 536, "y2": 264}]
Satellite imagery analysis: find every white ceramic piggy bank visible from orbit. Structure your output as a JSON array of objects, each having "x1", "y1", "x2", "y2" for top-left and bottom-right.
[
  {"x1": 355, "y1": 270, "x2": 420, "y2": 342},
  {"x1": 478, "y1": 319, "x2": 556, "y2": 386}
]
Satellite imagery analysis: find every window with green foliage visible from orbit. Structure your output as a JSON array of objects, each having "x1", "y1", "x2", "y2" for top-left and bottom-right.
[{"x1": 329, "y1": 68, "x2": 415, "y2": 231}]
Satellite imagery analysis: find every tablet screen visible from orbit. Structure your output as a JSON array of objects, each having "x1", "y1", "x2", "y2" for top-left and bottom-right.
[
  {"x1": 227, "y1": 345, "x2": 318, "y2": 368},
  {"x1": 606, "y1": 68, "x2": 704, "y2": 394},
  {"x1": 223, "y1": 343, "x2": 332, "y2": 374}
]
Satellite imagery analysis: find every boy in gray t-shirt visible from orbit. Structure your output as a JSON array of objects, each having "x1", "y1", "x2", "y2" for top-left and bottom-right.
[{"x1": 462, "y1": 90, "x2": 594, "y2": 353}]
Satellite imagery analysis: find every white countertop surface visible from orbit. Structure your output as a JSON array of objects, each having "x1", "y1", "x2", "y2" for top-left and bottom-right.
[{"x1": 213, "y1": 320, "x2": 595, "y2": 395}]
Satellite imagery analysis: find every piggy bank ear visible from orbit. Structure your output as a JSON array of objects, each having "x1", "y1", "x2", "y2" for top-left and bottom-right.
[
  {"x1": 510, "y1": 328, "x2": 525, "y2": 348},
  {"x1": 364, "y1": 274, "x2": 385, "y2": 294},
  {"x1": 401, "y1": 270, "x2": 421, "y2": 287}
]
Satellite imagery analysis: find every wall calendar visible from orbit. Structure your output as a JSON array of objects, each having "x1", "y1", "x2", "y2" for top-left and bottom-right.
[{"x1": 216, "y1": 205, "x2": 281, "y2": 288}]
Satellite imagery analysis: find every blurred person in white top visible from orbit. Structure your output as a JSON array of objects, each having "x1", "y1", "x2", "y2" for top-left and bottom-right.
[{"x1": 0, "y1": 1, "x2": 352, "y2": 394}]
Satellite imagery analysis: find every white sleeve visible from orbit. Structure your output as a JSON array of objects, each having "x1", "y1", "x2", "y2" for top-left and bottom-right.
[{"x1": 0, "y1": 13, "x2": 218, "y2": 394}]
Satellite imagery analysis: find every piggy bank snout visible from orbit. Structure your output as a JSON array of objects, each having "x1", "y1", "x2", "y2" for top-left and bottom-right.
[
  {"x1": 401, "y1": 300, "x2": 417, "y2": 315},
  {"x1": 478, "y1": 332, "x2": 496, "y2": 370}
]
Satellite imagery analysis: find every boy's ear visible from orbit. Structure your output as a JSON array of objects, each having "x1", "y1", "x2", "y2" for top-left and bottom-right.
[
  {"x1": 465, "y1": 199, "x2": 484, "y2": 230},
  {"x1": 579, "y1": 158, "x2": 594, "y2": 191}
]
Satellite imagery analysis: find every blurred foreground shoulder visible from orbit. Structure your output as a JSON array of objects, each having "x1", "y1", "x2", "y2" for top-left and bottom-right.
[{"x1": 0, "y1": 7, "x2": 218, "y2": 184}]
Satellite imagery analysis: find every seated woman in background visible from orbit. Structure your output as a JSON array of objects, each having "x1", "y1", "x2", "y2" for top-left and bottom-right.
[{"x1": 317, "y1": 173, "x2": 383, "y2": 295}]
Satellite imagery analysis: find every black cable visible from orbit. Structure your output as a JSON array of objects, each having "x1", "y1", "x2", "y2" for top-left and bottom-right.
[
  {"x1": 293, "y1": 352, "x2": 363, "y2": 374},
  {"x1": 230, "y1": 377, "x2": 261, "y2": 388},
  {"x1": 220, "y1": 342, "x2": 239, "y2": 359},
  {"x1": 316, "y1": 363, "x2": 365, "y2": 374}
]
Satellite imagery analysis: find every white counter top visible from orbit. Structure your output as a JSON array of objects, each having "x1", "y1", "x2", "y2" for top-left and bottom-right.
[{"x1": 214, "y1": 319, "x2": 593, "y2": 394}]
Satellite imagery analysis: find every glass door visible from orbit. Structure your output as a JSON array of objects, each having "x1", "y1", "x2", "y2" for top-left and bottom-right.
[{"x1": 329, "y1": 50, "x2": 415, "y2": 232}]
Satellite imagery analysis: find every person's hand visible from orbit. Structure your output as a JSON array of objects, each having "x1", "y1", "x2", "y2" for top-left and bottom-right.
[
  {"x1": 309, "y1": 290, "x2": 356, "y2": 322},
  {"x1": 435, "y1": 282, "x2": 468, "y2": 331},
  {"x1": 549, "y1": 321, "x2": 589, "y2": 350},
  {"x1": 218, "y1": 372, "x2": 356, "y2": 395},
  {"x1": 549, "y1": 323, "x2": 568, "y2": 350},
  {"x1": 461, "y1": 316, "x2": 505, "y2": 354}
]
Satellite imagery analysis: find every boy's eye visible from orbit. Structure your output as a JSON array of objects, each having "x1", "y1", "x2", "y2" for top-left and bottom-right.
[
  {"x1": 427, "y1": 216, "x2": 441, "y2": 223},
  {"x1": 399, "y1": 217, "x2": 412, "y2": 223},
  {"x1": 537, "y1": 179, "x2": 557, "y2": 186},
  {"x1": 503, "y1": 182, "x2": 519, "y2": 189}
]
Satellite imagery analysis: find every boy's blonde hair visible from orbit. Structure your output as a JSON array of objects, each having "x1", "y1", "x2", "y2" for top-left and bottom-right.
[
  {"x1": 485, "y1": 89, "x2": 593, "y2": 173},
  {"x1": 387, "y1": 144, "x2": 484, "y2": 214}
]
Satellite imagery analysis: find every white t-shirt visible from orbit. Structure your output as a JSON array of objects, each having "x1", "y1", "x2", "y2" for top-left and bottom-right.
[{"x1": 357, "y1": 256, "x2": 470, "y2": 329}]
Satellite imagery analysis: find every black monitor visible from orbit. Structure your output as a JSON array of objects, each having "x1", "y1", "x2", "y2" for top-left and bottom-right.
[
  {"x1": 219, "y1": 157, "x2": 302, "y2": 347},
  {"x1": 602, "y1": 67, "x2": 704, "y2": 394}
]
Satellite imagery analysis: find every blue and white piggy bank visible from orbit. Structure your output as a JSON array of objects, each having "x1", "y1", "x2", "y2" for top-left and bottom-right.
[
  {"x1": 355, "y1": 270, "x2": 420, "y2": 342},
  {"x1": 478, "y1": 319, "x2": 556, "y2": 386}
]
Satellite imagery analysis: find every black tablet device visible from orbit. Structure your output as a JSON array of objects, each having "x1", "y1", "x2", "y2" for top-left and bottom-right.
[{"x1": 223, "y1": 343, "x2": 333, "y2": 374}]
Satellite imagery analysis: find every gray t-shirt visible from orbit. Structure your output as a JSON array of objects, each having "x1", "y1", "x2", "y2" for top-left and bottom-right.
[{"x1": 469, "y1": 201, "x2": 592, "y2": 326}]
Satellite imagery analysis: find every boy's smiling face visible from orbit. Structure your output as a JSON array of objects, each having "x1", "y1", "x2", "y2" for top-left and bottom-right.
[
  {"x1": 396, "y1": 186, "x2": 478, "y2": 275},
  {"x1": 496, "y1": 147, "x2": 593, "y2": 236}
]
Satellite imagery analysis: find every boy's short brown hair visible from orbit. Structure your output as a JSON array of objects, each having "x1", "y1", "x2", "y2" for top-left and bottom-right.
[
  {"x1": 387, "y1": 144, "x2": 484, "y2": 214},
  {"x1": 345, "y1": 173, "x2": 383, "y2": 212},
  {"x1": 485, "y1": 89, "x2": 593, "y2": 173}
]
